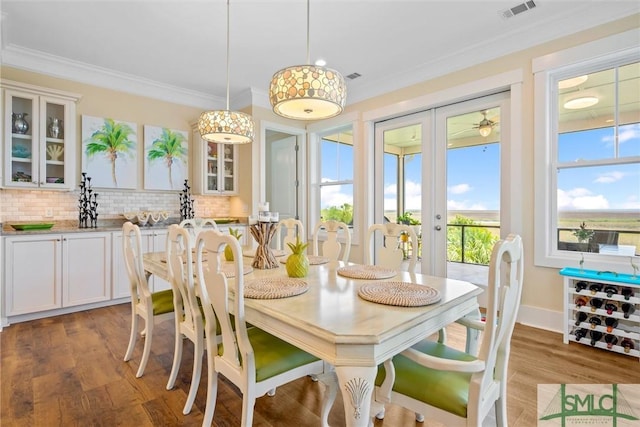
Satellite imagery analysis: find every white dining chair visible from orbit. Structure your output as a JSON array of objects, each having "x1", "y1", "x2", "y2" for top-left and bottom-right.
[
  {"x1": 179, "y1": 218, "x2": 218, "y2": 247},
  {"x1": 312, "y1": 220, "x2": 351, "y2": 262},
  {"x1": 165, "y1": 224, "x2": 204, "y2": 415},
  {"x1": 122, "y1": 221, "x2": 175, "y2": 378},
  {"x1": 366, "y1": 222, "x2": 419, "y2": 273},
  {"x1": 194, "y1": 229, "x2": 324, "y2": 427},
  {"x1": 374, "y1": 234, "x2": 524, "y2": 426},
  {"x1": 274, "y1": 218, "x2": 305, "y2": 251}
]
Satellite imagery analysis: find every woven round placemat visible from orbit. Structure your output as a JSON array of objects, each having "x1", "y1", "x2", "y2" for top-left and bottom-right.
[
  {"x1": 337, "y1": 265, "x2": 397, "y2": 280},
  {"x1": 244, "y1": 277, "x2": 309, "y2": 299},
  {"x1": 222, "y1": 264, "x2": 254, "y2": 278},
  {"x1": 358, "y1": 282, "x2": 441, "y2": 307},
  {"x1": 279, "y1": 255, "x2": 330, "y2": 265}
]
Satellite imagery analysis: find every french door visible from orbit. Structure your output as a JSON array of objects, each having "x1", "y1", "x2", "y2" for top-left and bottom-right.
[{"x1": 375, "y1": 92, "x2": 509, "y2": 281}]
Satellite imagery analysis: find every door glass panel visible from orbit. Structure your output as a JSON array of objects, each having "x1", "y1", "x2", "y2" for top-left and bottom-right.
[
  {"x1": 446, "y1": 108, "x2": 501, "y2": 268},
  {"x1": 383, "y1": 124, "x2": 422, "y2": 225}
]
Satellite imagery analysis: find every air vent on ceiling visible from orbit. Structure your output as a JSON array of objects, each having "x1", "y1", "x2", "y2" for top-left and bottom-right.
[
  {"x1": 500, "y1": 0, "x2": 537, "y2": 19},
  {"x1": 346, "y1": 72, "x2": 361, "y2": 80}
]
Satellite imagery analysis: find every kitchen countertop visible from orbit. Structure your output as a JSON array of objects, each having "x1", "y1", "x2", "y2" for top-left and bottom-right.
[{"x1": 0, "y1": 217, "x2": 248, "y2": 235}]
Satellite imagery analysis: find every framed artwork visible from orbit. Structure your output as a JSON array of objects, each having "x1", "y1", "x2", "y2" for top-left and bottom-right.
[
  {"x1": 82, "y1": 115, "x2": 138, "y2": 189},
  {"x1": 144, "y1": 125, "x2": 188, "y2": 190}
]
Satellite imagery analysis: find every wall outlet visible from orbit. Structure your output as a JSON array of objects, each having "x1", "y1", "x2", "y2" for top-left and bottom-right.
[{"x1": 45, "y1": 208, "x2": 53, "y2": 218}]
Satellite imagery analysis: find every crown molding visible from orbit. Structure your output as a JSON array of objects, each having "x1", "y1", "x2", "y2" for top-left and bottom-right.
[
  {"x1": 231, "y1": 87, "x2": 270, "y2": 111},
  {"x1": 346, "y1": 5, "x2": 640, "y2": 105},
  {"x1": 0, "y1": 44, "x2": 225, "y2": 109}
]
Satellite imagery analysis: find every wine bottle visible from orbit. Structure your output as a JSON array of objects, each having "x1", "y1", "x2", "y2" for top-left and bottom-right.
[
  {"x1": 589, "y1": 283, "x2": 603, "y2": 295},
  {"x1": 621, "y1": 338, "x2": 635, "y2": 353},
  {"x1": 574, "y1": 311, "x2": 587, "y2": 326},
  {"x1": 604, "y1": 285, "x2": 618, "y2": 298},
  {"x1": 604, "y1": 334, "x2": 618, "y2": 349},
  {"x1": 588, "y1": 316, "x2": 601, "y2": 329},
  {"x1": 621, "y1": 287, "x2": 635, "y2": 300},
  {"x1": 604, "y1": 302, "x2": 618, "y2": 315},
  {"x1": 604, "y1": 317, "x2": 619, "y2": 333},
  {"x1": 589, "y1": 298, "x2": 603, "y2": 312},
  {"x1": 575, "y1": 281, "x2": 588, "y2": 292},
  {"x1": 574, "y1": 328, "x2": 588, "y2": 341},
  {"x1": 621, "y1": 303, "x2": 636, "y2": 319},
  {"x1": 590, "y1": 330, "x2": 603, "y2": 346},
  {"x1": 575, "y1": 296, "x2": 589, "y2": 307}
]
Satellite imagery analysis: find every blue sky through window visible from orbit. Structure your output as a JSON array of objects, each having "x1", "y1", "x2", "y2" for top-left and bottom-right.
[{"x1": 320, "y1": 123, "x2": 639, "y2": 214}]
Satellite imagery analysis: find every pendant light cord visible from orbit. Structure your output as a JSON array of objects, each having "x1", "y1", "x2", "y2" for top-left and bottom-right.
[
  {"x1": 226, "y1": 0, "x2": 230, "y2": 110},
  {"x1": 306, "y1": 0, "x2": 310, "y2": 65}
]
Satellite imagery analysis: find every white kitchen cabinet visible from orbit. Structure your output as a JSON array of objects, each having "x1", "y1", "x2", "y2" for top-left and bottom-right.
[
  {"x1": 2, "y1": 80, "x2": 81, "y2": 190},
  {"x1": 62, "y1": 232, "x2": 112, "y2": 307},
  {"x1": 4, "y1": 232, "x2": 111, "y2": 317},
  {"x1": 192, "y1": 125, "x2": 238, "y2": 195},
  {"x1": 112, "y1": 228, "x2": 170, "y2": 299}
]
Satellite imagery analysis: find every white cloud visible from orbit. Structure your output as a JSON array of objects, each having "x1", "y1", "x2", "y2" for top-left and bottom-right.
[
  {"x1": 384, "y1": 183, "x2": 397, "y2": 196},
  {"x1": 448, "y1": 183, "x2": 471, "y2": 194},
  {"x1": 558, "y1": 188, "x2": 610, "y2": 209},
  {"x1": 405, "y1": 180, "x2": 422, "y2": 210},
  {"x1": 320, "y1": 179, "x2": 353, "y2": 209},
  {"x1": 619, "y1": 123, "x2": 640, "y2": 143},
  {"x1": 447, "y1": 200, "x2": 487, "y2": 210},
  {"x1": 618, "y1": 194, "x2": 640, "y2": 209},
  {"x1": 594, "y1": 171, "x2": 625, "y2": 184}
]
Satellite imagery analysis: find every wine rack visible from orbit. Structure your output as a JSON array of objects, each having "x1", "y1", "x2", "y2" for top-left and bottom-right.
[{"x1": 560, "y1": 268, "x2": 640, "y2": 361}]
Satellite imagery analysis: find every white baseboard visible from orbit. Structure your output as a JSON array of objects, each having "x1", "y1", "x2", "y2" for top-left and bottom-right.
[{"x1": 517, "y1": 304, "x2": 564, "y2": 333}]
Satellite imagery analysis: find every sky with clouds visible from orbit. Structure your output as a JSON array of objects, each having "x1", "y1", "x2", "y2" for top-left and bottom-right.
[{"x1": 321, "y1": 123, "x2": 639, "y2": 213}]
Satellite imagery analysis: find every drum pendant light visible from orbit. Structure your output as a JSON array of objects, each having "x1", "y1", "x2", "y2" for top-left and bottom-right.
[
  {"x1": 198, "y1": 0, "x2": 254, "y2": 144},
  {"x1": 269, "y1": 0, "x2": 346, "y2": 120}
]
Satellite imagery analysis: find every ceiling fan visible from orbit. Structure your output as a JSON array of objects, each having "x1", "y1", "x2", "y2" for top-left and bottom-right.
[{"x1": 450, "y1": 110, "x2": 500, "y2": 138}]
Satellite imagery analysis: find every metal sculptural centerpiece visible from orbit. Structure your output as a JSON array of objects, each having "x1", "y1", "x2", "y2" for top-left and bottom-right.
[
  {"x1": 78, "y1": 172, "x2": 99, "y2": 228},
  {"x1": 179, "y1": 179, "x2": 194, "y2": 221}
]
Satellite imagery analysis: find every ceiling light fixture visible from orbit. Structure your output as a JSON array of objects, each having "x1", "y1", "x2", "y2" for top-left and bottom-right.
[
  {"x1": 558, "y1": 75, "x2": 588, "y2": 90},
  {"x1": 269, "y1": 0, "x2": 346, "y2": 120},
  {"x1": 478, "y1": 122, "x2": 493, "y2": 138},
  {"x1": 477, "y1": 111, "x2": 494, "y2": 137},
  {"x1": 198, "y1": 0, "x2": 254, "y2": 144},
  {"x1": 563, "y1": 96, "x2": 599, "y2": 110}
]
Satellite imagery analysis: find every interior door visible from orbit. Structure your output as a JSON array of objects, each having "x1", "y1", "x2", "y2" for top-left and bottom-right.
[{"x1": 266, "y1": 130, "x2": 299, "y2": 220}]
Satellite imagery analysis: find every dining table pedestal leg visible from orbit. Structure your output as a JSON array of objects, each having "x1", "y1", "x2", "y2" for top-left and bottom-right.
[{"x1": 334, "y1": 365, "x2": 378, "y2": 427}]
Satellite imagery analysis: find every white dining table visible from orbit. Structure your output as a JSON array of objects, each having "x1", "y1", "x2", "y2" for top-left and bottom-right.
[{"x1": 143, "y1": 252, "x2": 482, "y2": 427}]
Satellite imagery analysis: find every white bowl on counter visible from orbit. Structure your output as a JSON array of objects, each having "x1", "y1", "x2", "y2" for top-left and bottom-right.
[{"x1": 123, "y1": 211, "x2": 169, "y2": 226}]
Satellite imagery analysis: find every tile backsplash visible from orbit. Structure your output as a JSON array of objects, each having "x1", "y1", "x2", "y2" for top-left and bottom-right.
[{"x1": 0, "y1": 189, "x2": 233, "y2": 222}]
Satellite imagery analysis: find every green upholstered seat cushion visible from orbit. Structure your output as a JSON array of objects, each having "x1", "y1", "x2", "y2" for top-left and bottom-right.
[
  {"x1": 150, "y1": 289, "x2": 174, "y2": 315},
  {"x1": 375, "y1": 340, "x2": 477, "y2": 418},
  {"x1": 218, "y1": 327, "x2": 319, "y2": 382}
]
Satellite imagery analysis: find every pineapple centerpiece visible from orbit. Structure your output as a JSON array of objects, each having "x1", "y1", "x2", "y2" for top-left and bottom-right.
[
  {"x1": 224, "y1": 227, "x2": 243, "y2": 261},
  {"x1": 286, "y1": 237, "x2": 309, "y2": 278}
]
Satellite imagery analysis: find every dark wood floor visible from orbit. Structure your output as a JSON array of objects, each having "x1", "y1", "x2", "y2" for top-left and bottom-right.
[{"x1": 2, "y1": 303, "x2": 639, "y2": 426}]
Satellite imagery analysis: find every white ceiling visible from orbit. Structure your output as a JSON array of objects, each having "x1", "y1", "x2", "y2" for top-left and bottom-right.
[{"x1": 1, "y1": 0, "x2": 639, "y2": 110}]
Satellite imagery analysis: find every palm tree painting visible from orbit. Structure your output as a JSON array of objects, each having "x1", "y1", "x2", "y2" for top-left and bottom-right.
[
  {"x1": 82, "y1": 116, "x2": 138, "y2": 189},
  {"x1": 144, "y1": 126, "x2": 188, "y2": 190}
]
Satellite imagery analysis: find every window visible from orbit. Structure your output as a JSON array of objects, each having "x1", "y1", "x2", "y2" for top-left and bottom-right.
[
  {"x1": 318, "y1": 126, "x2": 354, "y2": 225},
  {"x1": 534, "y1": 29, "x2": 640, "y2": 270}
]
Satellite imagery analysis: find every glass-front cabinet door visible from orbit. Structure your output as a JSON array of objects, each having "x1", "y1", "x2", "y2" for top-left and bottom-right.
[
  {"x1": 192, "y1": 122, "x2": 237, "y2": 195},
  {"x1": 2, "y1": 81, "x2": 79, "y2": 190}
]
